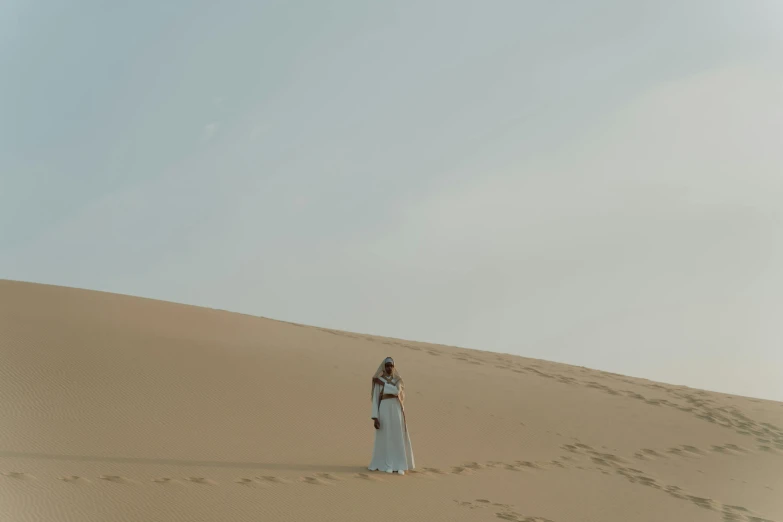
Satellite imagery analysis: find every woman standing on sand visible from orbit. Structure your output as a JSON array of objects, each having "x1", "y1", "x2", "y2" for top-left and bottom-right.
[{"x1": 369, "y1": 357, "x2": 415, "y2": 475}]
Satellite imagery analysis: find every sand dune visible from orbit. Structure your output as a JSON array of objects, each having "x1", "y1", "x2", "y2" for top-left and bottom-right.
[{"x1": 1, "y1": 279, "x2": 781, "y2": 522}]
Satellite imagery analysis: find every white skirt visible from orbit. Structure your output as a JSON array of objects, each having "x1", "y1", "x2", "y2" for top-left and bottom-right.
[{"x1": 369, "y1": 398, "x2": 415, "y2": 473}]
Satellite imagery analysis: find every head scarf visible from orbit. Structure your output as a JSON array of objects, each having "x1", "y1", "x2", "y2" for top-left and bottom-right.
[{"x1": 371, "y1": 357, "x2": 405, "y2": 404}]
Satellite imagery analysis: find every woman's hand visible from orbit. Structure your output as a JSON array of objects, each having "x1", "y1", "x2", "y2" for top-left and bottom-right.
[{"x1": 373, "y1": 418, "x2": 380, "y2": 430}]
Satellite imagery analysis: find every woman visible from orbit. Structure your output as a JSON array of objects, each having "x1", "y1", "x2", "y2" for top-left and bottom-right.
[{"x1": 369, "y1": 357, "x2": 415, "y2": 475}]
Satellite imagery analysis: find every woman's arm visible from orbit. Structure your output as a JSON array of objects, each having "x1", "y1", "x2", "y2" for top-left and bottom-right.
[{"x1": 371, "y1": 382, "x2": 381, "y2": 420}]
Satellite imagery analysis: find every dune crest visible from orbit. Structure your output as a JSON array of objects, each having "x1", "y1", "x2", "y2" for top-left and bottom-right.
[{"x1": 1, "y1": 279, "x2": 781, "y2": 522}]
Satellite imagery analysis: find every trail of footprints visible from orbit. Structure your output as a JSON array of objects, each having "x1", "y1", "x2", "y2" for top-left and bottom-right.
[
  {"x1": 350, "y1": 327, "x2": 783, "y2": 455},
  {"x1": 454, "y1": 499, "x2": 554, "y2": 522},
  {"x1": 0, "y1": 456, "x2": 567, "y2": 488},
  {"x1": 561, "y1": 442, "x2": 777, "y2": 522},
  {"x1": 318, "y1": 326, "x2": 783, "y2": 457},
  {"x1": 3, "y1": 443, "x2": 777, "y2": 521},
  {"x1": 379, "y1": 331, "x2": 783, "y2": 455},
  {"x1": 305, "y1": 329, "x2": 783, "y2": 520},
  {"x1": 317, "y1": 328, "x2": 446, "y2": 358},
  {"x1": 484, "y1": 359, "x2": 780, "y2": 456},
  {"x1": 6, "y1": 329, "x2": 779, "y2": 519},
  {"x1": 472, "y1": 352, "x2": 783, "y2": 455}
]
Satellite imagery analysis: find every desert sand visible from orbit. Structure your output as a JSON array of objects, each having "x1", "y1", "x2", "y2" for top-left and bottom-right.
[{"x1": 0, "y1": 279, "x2": 781, "y2": 522}]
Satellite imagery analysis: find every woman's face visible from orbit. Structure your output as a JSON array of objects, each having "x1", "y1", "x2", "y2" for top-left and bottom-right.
[{"x1": 384, "y1": 362, "x2": 394, "y2": 374}]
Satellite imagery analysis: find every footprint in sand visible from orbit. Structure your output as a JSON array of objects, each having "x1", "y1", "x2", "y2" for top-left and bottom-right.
[
  {"x1": 258, "y1": 476, "x2": 291, "y2": 484},
  {"x1": 711, "y1": 444, "x2": 746, "y2": 455},
  {"x1": 423, "y1": 467, "x2": 447, "y2": 475},
  {"x1": 496, "y1": 512, "x2": 555, "y2": 522},
  {"x1": 638, "y1": 448, "x2": 666, "y2": 459},
  {"x1": 591, "y1": 457, "x2": 613, "y2": 467},
  {"x1": 99, "y1": 475, "x2": 133, "y2": 484},
  {"x1": 505, "y1": 461, "x2": 548, "y2": 472},
  {"x1": 152, "y1": 477, "x2": 178, "y2": 484},
  {"x1": 355, "y1": 473, "x2": 383, "y2": 481},
  {"x1": 314, "y1": 472, "x2": 342, "y2": 481},
  {"x1": 634, "y1": 476, "x2": 662, "y2": 490},
  {"x1": 2, "y1": 471, "x2": 34, "y2": 480},
  {"x1": 722, "y1": 505, "x2": 754, "y2": 521},
  {"x1": 686, "y1": 495, "x2": 720, "y2": 512},
  {"x1": 596, "y1": 453, "x2": 627, "y2": 465},
  {"x1": 453, "y1": 499, "x2": 500, "y2": 511},
  {"x1": 515, "y1": 461, "x2": 545, "y2": 470},
  {"x1": 300, "y1": 476, "x2": 333, "y2": 486},
  {"x1": 184, "y1": 477, "x2": 216, "y2": 485},
  {"x1": 59, "y1": 475, "x2": 90, "y2": 484}
]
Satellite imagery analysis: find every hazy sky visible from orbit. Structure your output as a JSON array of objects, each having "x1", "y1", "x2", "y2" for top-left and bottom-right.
[{"x1": 2, "y1": 1, "x2": 782, "y2": 400}]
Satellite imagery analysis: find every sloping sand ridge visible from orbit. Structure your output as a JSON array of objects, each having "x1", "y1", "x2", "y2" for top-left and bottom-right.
[{"x1": 1, "y1": 279, "x2": 781, "y2": 522}]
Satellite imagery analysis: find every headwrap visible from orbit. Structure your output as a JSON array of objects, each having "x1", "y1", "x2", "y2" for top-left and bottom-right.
[{"x1": 370, "y1": 357, "x2": 405, "y2": 405}]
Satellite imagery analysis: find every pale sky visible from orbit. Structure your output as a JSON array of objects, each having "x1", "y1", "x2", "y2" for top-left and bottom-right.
[{"x1": 2, "y1": 1, "x2": 782, "y2": 400}]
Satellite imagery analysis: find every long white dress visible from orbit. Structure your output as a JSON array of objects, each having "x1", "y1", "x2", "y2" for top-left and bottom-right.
[{"x1": 369, "y1": 379, "x2": 415, "y2": 473}]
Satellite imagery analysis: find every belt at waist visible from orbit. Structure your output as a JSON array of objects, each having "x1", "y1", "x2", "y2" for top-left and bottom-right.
[{"x1": 381, "y1": 394, "x2": 399, "y2": 401}]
